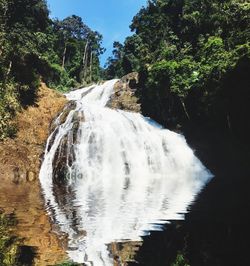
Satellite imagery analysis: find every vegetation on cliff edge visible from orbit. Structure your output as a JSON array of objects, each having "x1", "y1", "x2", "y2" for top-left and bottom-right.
[
  {"x1": 0, "y1": 0, "x2": 104, "y2": 140},
  {"x1": 105, "y1": 0, "x2": 250, "y2": 142}
]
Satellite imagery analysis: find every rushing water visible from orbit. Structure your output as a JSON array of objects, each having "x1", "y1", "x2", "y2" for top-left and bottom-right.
[{"x1": 39, "y1": 80, "x2": 213, "y2": 265}]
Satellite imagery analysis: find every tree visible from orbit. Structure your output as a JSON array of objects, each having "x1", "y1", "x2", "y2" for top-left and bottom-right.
[
  {"x1": 0, "y1": 1, "x2": 104, "y2": 139},
  {"x1": 104, "y1": 0, "x2": 250, "y2": 135}
]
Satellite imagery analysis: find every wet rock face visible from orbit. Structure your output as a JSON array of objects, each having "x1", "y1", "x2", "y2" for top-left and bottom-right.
[
  {"x1": 51, "y1": 107, "x2": 85, "y2": 184},
  {"x1": 50, "y1": 101, "x2": 77, "y2": 132},
  {"x1": 52, "y1": 134, "x2": 71, "y2": 183},
  {"x1": 50, "y1": 106, "x2": 87, "y2": 228},
  {"x1": 48, "y1": 101, "x2": 78, "y2": 153},
  {"x1": 108, "y1": 72, "x2": 141, "y2": 113}
]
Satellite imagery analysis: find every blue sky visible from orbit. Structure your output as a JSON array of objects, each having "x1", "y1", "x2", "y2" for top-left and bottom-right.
[{"x1": 47, "y1": 0, "x2": 147, "y2": 66}]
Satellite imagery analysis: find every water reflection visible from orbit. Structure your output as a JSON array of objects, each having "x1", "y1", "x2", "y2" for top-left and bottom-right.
[{"x1": 0, "y1": 176, "x2": 67, "y2": 266}]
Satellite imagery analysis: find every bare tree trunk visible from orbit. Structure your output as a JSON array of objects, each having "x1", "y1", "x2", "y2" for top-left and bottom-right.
[
  {"x1": 180, "y1": 97, "x2": 190, "y2": 120},
  {"x1": 6, "y1": 60, "x2": 12, "y2": 79},
  {"x1": 81, "y1": 40, "x2": 89, "y2": 83},
  {"x1": 3, "y1": 2, "x2": 8, "y2": 17},
  {"x1": 83, "y1": 51, "x2": 89, "y2": 81},
  {"x1": 82, "y1": 40, "x2": 89, "y2": 66},
  {"x1": 89, "y1": 51, "x2": 93, "y2": 82},
  {"x1": 62, "y1": 43, "x2": 67, "y2": 69}
]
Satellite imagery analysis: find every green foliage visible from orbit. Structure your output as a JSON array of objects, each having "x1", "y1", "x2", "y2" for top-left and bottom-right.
[
  {"x1": 55, "y1": 262, "x2": 80, "y2": 266},
  {"x1": 46, "y1": 64, "x2": 76, "y2": 92},
  {"x1": 105, "y1": 0, "x2": 250, "y2": 135},
  {"x1": 0, "y1": 0, "x2": 103, "y2": 139},
  {"x1": 0, "y1": 0, "x2": 49, "y2": 139},
  {"x1": 148, "y1": 57, "x2": 198, "y2": 97},
  {"x1": 104, "y1": 35, "x2": 146, "y2": 79},
  {"x1": 0, "y1": 82, "x2": 19, "y2": 140},
  {"x1": 171, "y1": 251, "x2": 190, "y2": 266},
  {"x1": 52, "y1": 15, "x2": 103, "y2": 85},
  {"x1": 0, "y1": 211, "x2": 21, "y2": 266}
]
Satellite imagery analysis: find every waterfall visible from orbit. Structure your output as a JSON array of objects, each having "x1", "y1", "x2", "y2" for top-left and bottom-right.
[{"x1": 39, "y1": 79, "x2": 213, "y2": 265}]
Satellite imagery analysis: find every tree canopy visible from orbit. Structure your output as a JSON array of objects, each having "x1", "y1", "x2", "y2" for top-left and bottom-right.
[
  {"x1": 105, "y1": 0, "x2": 250, "y2": 138},
  {"x1": 0, "y1": 0, "x2": 104, "y2": 139}
]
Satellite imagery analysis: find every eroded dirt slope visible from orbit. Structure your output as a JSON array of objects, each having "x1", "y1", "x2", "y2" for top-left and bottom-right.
[{"x1": 0, "y1": 83, "x2": 68, "y2": 266}]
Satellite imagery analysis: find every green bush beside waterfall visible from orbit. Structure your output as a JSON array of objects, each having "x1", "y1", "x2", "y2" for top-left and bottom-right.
[{"x1": 105, "y1": 0, "x2": 250, "y2": 141}]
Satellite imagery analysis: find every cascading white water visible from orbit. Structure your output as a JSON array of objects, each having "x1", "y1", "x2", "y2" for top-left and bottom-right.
[{"x1": 39, "y1": 79, "x2": 213, "y2": 265}]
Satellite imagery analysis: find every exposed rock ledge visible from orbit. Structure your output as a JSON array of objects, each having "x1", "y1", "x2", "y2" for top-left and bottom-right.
[{"x1": 108, "y1": 72, "x2": 141, "y2": 113}]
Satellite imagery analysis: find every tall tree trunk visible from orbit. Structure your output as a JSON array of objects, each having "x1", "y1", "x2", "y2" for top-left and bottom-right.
[
  {"x1": 62, "y1": 43, "x2": 67, "y2": 69},
  {"x1": 82, "y1": 40, "x2": 89, "y2": 66},
  {"x1": 180, "y1": 97, "x2": 190, "y2": 120},
  {"x1": 82, "y1": 40, "x2": 89, "y2": 82},
  {"x1": 83, "y1": 51, "x2": 89, "y2": 81},
  {"x1": 89, "y1": 51, "x2": 93, "y2": 82},
  {"x1": 6, "y1": 60, "x2": 12, "y2": 80}
]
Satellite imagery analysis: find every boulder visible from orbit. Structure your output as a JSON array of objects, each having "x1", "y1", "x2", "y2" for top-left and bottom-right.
[{"x1": 108, "y1": 72, "x2": 141, "y2": 113}]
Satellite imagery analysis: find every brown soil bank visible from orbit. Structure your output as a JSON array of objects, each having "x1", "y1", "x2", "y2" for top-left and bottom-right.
[{"x1": 0, "y1": 83, "x2": 68, "y2": 265}]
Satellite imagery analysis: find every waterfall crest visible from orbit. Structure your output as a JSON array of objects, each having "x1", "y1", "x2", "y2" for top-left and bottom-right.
[{"x1": 39, "y1": 79, "x2": 212, "y2": 265}]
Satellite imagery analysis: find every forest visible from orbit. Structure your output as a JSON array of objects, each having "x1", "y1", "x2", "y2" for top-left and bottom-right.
[
  {"x1": 0, "y1": 0, "x2": 104, "y2": 140},
  {"x1": 1, "y1": 0, "x2": 249, "y2": 142},
  {"x1": 105, "y1": 0, "x2": 250, "y2": 143}
]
